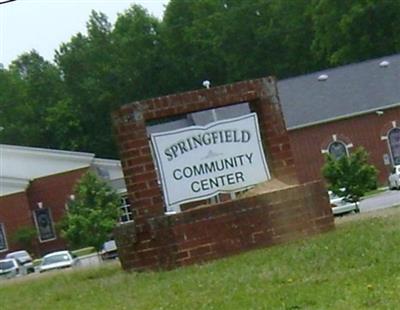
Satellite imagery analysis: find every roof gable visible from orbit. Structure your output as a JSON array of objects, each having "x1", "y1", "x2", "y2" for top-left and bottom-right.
[
  {"x1": 0, "y1": 144, "x2": 94, "y2": 196},
  {"x1": 0, "y1": 177, "x2": 30, "y2": 196},
  {"x1": 0, "y1": 144, "x2": 127, "y2": 197}
]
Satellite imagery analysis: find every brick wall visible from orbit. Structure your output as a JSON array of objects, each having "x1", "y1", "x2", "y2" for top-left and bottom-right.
[
  {"x1": 115, "y1": 181, "x2": 333, "y2": 271},
  {"x1": 288, "y1": 106, "x2": 400, "y2": 184},
  {"x1": 27, "y1": 167, "x2": 88, "y2": 255},
  {"x1": 0, "y1": 167, "x2": 94, "y2": 258},
  {"x1": 113, "y1": 77, "x2": 334, "y2": 271},
  {"x1": 0, "y1": 192, "x2": 32, "y2": 255},
  {"x1": 0, "y1": 167, "x2": 88, "y2": 258}
]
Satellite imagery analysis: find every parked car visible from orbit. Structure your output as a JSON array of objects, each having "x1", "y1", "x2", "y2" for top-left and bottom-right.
[
  {"x1": 38, "y1": 250, "x2": 80, "y2": 273},
  {"x1": 100, "y1": 240, "x2": 118, "y2": 260},
  {"x1": 6, "y1": 250, "x2": 34, "y2": 274},
  {"x1": 388, "y1": 165, "x2": 400, "y2": 190},
  {"x1": 0, "y1": 258, "x2": 21, "y2": 279},
  {"x1": 329, "y1": 191, "x2": 360, "y2": 215}
]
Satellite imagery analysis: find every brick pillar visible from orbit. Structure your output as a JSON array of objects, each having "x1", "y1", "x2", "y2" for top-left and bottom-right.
[{"x1": 113, "y1": 105, "x2": 164, "y2": 227}]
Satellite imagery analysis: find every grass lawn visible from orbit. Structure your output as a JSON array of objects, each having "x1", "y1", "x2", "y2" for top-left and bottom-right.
[{"x1": 2, "y1": 208, "x2": 400, "y2": 309}]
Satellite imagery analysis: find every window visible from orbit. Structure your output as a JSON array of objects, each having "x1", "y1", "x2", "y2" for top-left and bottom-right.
[
  {"x1": 388, "y1": 128, "x2": 400, "y2": 165},
  {"x1": 33, "y1": 208, "x2": 56, "y2": 242},
  {"x1": 0, "y1": 223, "x2": 8, "y2": 252},
  {"x1": 120, "y1": 197, "x2": 133, "y2": 223},
  {"x1": 328, "y1": 141, "x2": 348, "y2": 160}
]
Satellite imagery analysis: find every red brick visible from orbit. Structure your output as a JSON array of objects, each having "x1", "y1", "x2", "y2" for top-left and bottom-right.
[
  {"x1": 288, "y1": 107, "x2": 400, "y2": 184},
  {"x1": 113, "y1": 77, "x2": 335, "y2": 271},
  {"x1": 0, "y1": 168, "x2": 88, "y2": 257},
  {"x1": 188, "y1": 244, "x2": 212, "y2": 257},
  {"x1": 132, "y1": 172, "x2": 157, "y2": 183},
  {"x1": 136, "y1": 188, "x2": 162, "y2": 199}
]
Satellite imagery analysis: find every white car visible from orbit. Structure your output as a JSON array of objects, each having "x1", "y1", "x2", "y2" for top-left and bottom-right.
[
  {"x1": 39, "y1": 250, "x2": 80, "y2": 273},
  {"x1": 388, "y1": 165, "x2": 400, "y2": 190},
  {"x1": 329, "y1": 191, "x2": 360, "y2": 215},
  {"x1": 6, "y1": 250, "x2": 34, "y2": 274},
  {"x1": 0, "y1": 258, "x2": 21, "y2": 279}
]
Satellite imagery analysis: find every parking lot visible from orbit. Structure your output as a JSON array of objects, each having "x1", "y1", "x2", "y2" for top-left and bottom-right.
[
  {"x1": 1, "y1": 253, "x2": 119, "y2": 283},
  {"x1": 359, "y1": 188, "x2": 400, "y2": 213}
]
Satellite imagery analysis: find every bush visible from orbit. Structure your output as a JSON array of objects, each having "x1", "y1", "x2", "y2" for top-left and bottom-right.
[
  {"x1": 61, "y1": 172, "x2": 121, "y2": 251},
  {"x1": 11, "y1": 226, "x2": 36, "y2": 253},
  {"x1": 322, "y1": 147, "x2": 378, "y2": 202}
]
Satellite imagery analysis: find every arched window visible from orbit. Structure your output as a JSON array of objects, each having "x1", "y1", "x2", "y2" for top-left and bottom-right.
[
  {"x1": 328, "y1": 141, "x2": 348, "y2": 160},
  {"x1": 0, "y1": 223, "x2": 7, "y2": 252},
  {"x1": 388, "y1": 127, "x2": 400, "y2": 165}
]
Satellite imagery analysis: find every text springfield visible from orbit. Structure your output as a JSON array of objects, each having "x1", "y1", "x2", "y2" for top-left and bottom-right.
[{"x1": 150, "y1": 113, "x2": 270, "y2": 206}]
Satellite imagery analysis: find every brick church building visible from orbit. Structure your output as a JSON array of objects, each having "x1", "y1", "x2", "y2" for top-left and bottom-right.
[
  {"x1": 0, "y1": 144, "x2": 128, "y2": 257},
  {"x1": 279, "y1": 53, "x2": 400, "y2": 185}
]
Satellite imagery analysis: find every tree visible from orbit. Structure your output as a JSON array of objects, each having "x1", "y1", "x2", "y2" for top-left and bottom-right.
[
  {"x1": 11, "y1": 226, "x2": 37, "y2": 255},
  {"x1": 62, "y1": 172, "x2": 121, "y2": 251},
  {"x1": 322, "y1": 147, "x2": 378, "y2": 203},
  {"x1": 4, "y1": 0, "x2": 400, "y2": 159},
  {"x1": 311, "y1": 0, "x2": 400, "y2": 66},
  {"x1": 0, "y1": 50, "x2": 64, "y2": 148},
  {"x1": 112, "y1": 5, "x2": 166, "y2": 102},
  {"x1": 55, "y1": 11, "x2": 119, "y2": 158},
  {"x1": 161, "y1": 0, "x2": 228, "y2": 89}
]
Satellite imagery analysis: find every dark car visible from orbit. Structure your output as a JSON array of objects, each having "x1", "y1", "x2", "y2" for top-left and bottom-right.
[{"x1": 100, "y1": 240, "x2": 118, "y2": 260}]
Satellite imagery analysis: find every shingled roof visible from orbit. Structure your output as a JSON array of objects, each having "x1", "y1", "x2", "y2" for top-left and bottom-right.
[{"x1": 278, "y1": 54, "x2": 400, "y2": 130}]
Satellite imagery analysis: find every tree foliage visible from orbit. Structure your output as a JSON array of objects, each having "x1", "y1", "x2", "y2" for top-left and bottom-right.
[
  {"x1": 322, "y1": 148, "x2": 378, "y2": 203},
  {"x1": 311, "y1": 0, "x2": 400, "y2": 66},
  {"x1": 0, "y1": 50, "x2": 64, "y2": 148},
  {"x1": 62, "y1": 172, "x2": 121, "y2": 251},
  {"x1": 1, "y1": 1, "x2": 400, "y2": 157},
  {"x1": 11, "y1": 226, "x2": 37, "y2": 254}
]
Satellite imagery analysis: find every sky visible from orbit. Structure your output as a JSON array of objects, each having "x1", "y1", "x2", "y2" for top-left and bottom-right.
[{"x1": 0, "y1": 0, "x2": 170, "y2": 68}]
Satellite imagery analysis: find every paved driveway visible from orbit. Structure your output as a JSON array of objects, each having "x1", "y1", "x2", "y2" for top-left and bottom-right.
[{"x1": 359, "y1": 189, "x2": 400, "y2": 213}]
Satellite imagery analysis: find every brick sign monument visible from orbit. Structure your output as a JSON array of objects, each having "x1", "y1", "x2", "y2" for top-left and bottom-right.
[{"x1": 112, "y1": 77, "x2": 334, "y2": 271}]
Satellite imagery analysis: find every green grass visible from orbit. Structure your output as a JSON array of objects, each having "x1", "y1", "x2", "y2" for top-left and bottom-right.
[
  {"x1": 2, "y1": 210, "x2": 400, "y2": 309},
  {"x1": 71, "y1": 246, "x2": 96, "y2": 257}
]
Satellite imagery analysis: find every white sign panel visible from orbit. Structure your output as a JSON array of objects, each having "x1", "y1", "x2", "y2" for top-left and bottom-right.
[{"x1": 150, "y1": 113, "x2": 270, "y2": 206}]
